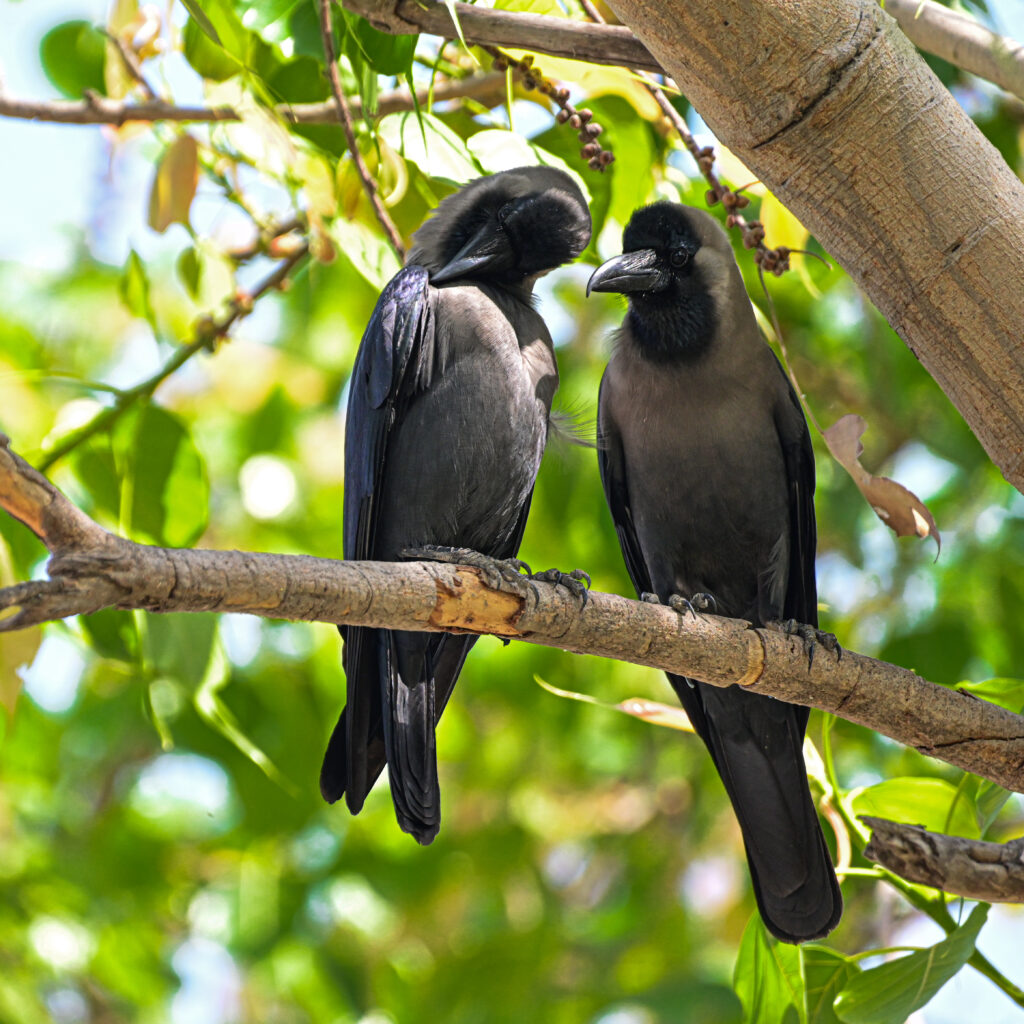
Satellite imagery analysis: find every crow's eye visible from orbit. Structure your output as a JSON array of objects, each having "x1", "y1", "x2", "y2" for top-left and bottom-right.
[
  {"x1": 669, "y1": 248, "x2": 690, "y2": 268},
  {"x1": 497, "y1": 202, "x2": 515, "y2": 226}
]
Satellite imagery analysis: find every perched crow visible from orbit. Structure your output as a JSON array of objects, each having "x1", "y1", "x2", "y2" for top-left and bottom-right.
[
  {"x1": 321, "y1": 167, "x2": 591, "y2": 844},
  {"x1": 588, "y1": 202, "x2": 841, "y2": 942}
]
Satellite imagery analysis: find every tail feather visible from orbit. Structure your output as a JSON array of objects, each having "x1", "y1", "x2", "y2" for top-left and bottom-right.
[{"x1": 670, "y1": 675, "x2": 842, "y2": 943}]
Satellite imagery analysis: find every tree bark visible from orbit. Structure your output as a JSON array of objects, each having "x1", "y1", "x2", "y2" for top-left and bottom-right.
[
  {"x1": 602, "y1": 0, "x2": 1024, "y2": 490},
  {"x1": 4, "y1": 435, "x2": 1024, "y2": 794}
]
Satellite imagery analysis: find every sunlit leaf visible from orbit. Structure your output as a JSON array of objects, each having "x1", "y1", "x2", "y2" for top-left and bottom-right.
[
  {"x1": 378, "y1": 110, "x2": 482, "y2": 186},
  {"x1": 535, "y1": 674, "x2": 695, "y2": 732},
  {"x1": 183, "y1": 15, "x2": 241, "y2": 80},
  {"x1": 119, "y1": 249, "x2": 156, "y2": 326},
  {"x1": 955, "y1": 676, "x2": 1024, "y2": 712},
  {"x1": 177, "y1": 246, "x2": 202, "y2": 300},
  {"x1": 850, "y1": 777, "x2": 980, "y2": 839},
  {"x1": 834, "y1": 904, "x2": 988, "y2": 1024},
  {"x1": 40, "y1": 21, "x2": 107, "y2": 98},
  {"x1": 147, "y1": 134, "x2": 199, "y2": 233},
  {"x1": 734, "y1": 915, "x2": 806, "y2": 1024},
  {"x1": 468, "y1": 129, "x2": 591, "y2": 204},
  {"x1": 180, "y1": 0, "x2": 222, "y2": 45},
  {"x1": 331, "y1": 217, "x2": 401, "y2": 290},
  {"x1": 973, "y1": 778, "x2": 1011, "y2": 836}
]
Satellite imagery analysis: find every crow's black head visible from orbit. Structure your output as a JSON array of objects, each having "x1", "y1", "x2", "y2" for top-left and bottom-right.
[
  {"x1": 588, "y1": 202, "x2": 736, "y2": 361},
  {"x1": 408, "y1": 167, "x2": 591, "y2": 288}
]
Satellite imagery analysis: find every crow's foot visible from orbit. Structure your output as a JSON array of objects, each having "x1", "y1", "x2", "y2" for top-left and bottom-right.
[
  {"x1": 529, "y1": 567, "x2": 592, "y2": 607},
  {"x1": 401, "y1": 545, "x2": 532, "y2": 594},
  {"x1": 771, "y1": 618, "x2": 842, "y2": 670},
  {"x1": 668, "y1": 592, "x2": 718, "y2": 619}
]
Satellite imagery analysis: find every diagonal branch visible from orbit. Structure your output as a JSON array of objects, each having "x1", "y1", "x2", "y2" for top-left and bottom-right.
[
  {"x1": 319, "y1": 0, "x2": 406, "y2": 259},
  {"x1": 3, "y1": 435, "x2": 1024, "y2": 796}
]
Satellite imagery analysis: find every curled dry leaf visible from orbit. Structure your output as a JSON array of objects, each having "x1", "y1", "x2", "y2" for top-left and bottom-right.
[{"x1": 823, "y1": 414, "x2": 941, "y2": 555}]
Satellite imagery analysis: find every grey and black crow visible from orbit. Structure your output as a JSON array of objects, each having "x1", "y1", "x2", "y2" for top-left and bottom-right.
[
  {"x1": 321, "y1": 167, "x2": 591, "y2": 845},
  {"x1": 588, "y1": 202, "x2": 841, "y2": 942}
]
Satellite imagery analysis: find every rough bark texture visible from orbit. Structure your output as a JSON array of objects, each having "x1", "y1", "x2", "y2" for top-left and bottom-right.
[
  {"x1": 4, "y1": 435, "x2": 1024, "y2": 795},
  {"x1": 864, "y1": 817, "x2": 1024, "y2": 902},
  {"x1": 602, "y1": 0, "x2": 1024, "y2": 490}
]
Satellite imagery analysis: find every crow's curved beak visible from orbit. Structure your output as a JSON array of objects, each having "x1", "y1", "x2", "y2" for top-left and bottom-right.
[
  {"x1": 586, "y1": 249, "x2": 666, "y2": 296},
  {"x1": 431, "y1": 221, "x2": 512, "y2": 283}
]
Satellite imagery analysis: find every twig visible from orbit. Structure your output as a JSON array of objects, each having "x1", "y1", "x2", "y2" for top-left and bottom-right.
[
  {"x1": 884, "y1": 0, "x2": 1024, "y2": 103},
  {"x1": 4, "y1": 436, "x2": 1024, "y2": 796},
  {"x1": 318, "y1": 0, "x2": 405, "y2": 260},
  {"x1": 100, "y1": 28, "x2": 158, "y2": 101},
  {"x1": 37, "y1": 239, "x2": 309, "y2": 471},
  {"x1": 0, "y1": 75, "x2": 508, "y2": 128},
  {"x1": 863, "y1": 817, "x2": 1024, "y2": 904},
  {"x1": 482, "y1": 47, "x2": 613, "y2": 171}
]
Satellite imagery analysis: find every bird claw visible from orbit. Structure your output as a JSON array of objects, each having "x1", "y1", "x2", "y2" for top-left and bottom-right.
[
  {"x1": 667, "y1": 591, "x2": 717, "y2": 619},
  {"x1": 401, "y1": 545, "x2": 532, "y2": 593},
  {"x1": 530, "y1": 567, "x2": 592, "y2": 607},
  {"x1": 640, "y1": 592, "x2": 661, "y2": 604},
  {"x1": 772, "y1": 618, "x2": 842, "y2": 670}
]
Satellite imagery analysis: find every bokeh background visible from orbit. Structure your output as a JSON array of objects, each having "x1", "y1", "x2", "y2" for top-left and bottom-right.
[{"x1": 3, "y1": 1, "x2": 1024, "y2": 1021}]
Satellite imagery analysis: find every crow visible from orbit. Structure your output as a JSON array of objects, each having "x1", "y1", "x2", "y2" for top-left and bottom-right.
[
  {"x1": 588, "y1": 202, "x2": 841, "y2": 942},
  {"x1": 321, "y1": 167, "x2": 591, "y2": 845}
]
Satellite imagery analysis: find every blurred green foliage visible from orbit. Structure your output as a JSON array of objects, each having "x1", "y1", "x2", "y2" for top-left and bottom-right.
[{"x1": 4, "y1": 0, "x2": 1024, "y2": 1022}]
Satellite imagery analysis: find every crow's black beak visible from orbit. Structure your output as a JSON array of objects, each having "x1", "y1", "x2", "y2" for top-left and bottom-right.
[
  {"x1": 431, "y1": 221, "x2": 512, "y2": 283},
  {"x1": 586, "y1": 249, "x2": 667, "y2": 296}
]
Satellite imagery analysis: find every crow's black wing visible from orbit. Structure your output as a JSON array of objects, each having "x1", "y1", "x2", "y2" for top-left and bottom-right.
[
  {"x1": 596, "y1": 371, "x2": 652, "y2": 598},
  {"x1": 320, "y1": 266, "x2": 436, "y2": 810}
]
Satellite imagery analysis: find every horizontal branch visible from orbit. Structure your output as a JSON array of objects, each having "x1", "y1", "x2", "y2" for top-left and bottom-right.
[
  {"x1": 885, "y1": 0, "x2": 1024, "y2": 103},
  {"x1": 0, "y1": 74, "x2": 508, "y2": 128},
  {"x1": 864, "y1": 816, "x2": 1024, "y2": 903},
  {"x1": 3, "y1": 436, "x2": 1024, "y2": 795},
  {"x1": 343, "y1": 0, "x2": 662, "y2": 72}
]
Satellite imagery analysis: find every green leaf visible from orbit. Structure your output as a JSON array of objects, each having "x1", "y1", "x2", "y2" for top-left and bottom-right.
[
  {"x1": 850, "y1": 777, "x2": 980, "y2": 839},
  {"x1": 377, "y1": 111, "x2": 482, "y2": 187},
  {"x1": 734, "y1": 915, "x2": 806, "y2": 1024},
  {"x1": 180, "y1": 0, "x2": 223, "y2": 45},
  {"x1": 183, "y1": 16, "x2": 242, "y2": 80},
  {"x1": 331, "y1": 217, "x2": 402, "y2": 291},
  {"x1": 80, "y1": 608, "x2": 138, "y2": 663},
  {"x1": 40, "y1": 21, "x2": 107, "y2": 98},
  {"x1": 834, "y1": 904, "x2": 989, "y2": 1024},
  {"x1": 120, "y1": 250, "x2": 156, "y2": 326},
  {"x1": 974, "y1": 778, "x2": 1011, "y2": 836},
  {"x1": 144, "y1": 613, "x2": 218, "y2": 688},
  {"x1": 235, "y1": 0, "x2": 304, "y2": 31},
  {"x1": 956, "y1": 677, "x2": 1024, "y2": 712},
  {"x1": 123, "y1": 405, "x2": 209, "y2": 548},
  {"x1": 804, "y1": 947, "x2": 860, "y2": 1024},
  {"x1": 467, "y1": 130, "x2": 591, "y2": 204},
  {"x1": 177, "y1": 246, "x2": 202, "y2": 300},
  {"x1": 351, "y1": 17, "x2": 417, "y2": 76}
]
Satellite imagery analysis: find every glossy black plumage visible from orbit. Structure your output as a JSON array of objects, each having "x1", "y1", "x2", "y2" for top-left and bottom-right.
[
  {"x1": 589, "y1": 202, "x2": 841, "y2": 942},
  {"x1": 321, "y1": 167, "x2": 591, "y2": 844}
]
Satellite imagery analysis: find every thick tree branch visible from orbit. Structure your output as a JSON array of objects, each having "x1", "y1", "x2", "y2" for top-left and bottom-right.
[
  {"x1": 885, "y1": 0, "x2": 1024, "y2": 103},
  {"x1": 3, "y1": 437, "x2": 1024, "y2": 796},
  {"x1": 0, "y1": 76, "x2": 508, "y2": 128},
  {"x1": 864, "y1": 817, "x2": 1024, "y2": 903}
]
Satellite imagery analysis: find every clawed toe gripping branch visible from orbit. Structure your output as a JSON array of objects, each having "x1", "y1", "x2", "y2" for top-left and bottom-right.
[{"x1": 2, "y1": 434, "x2": 1024, "y2": 902}]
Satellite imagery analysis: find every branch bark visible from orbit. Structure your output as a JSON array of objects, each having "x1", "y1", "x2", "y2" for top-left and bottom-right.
[
  {"x1": 864, "y1": 817, "x2": 1024, "y2": 903},
  {"x1": 885, "y1": 0, "x2": 1024, "y2": 103},
  {"x1": 4, "y1": 435, "x2": 1024, "y2": 795},
  {"x1": 0, "y1": 74, "x2": 509, "y2": 127},
  {"x1": 600, "y1": 0, "x2": 1024, "y2": 491}
]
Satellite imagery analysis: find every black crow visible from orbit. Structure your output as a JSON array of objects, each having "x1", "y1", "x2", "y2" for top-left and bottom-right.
[
  {"x1": 588, "y1": 202, "x2": 841, "y2": 942},
  {"x1": 321, "y1": 167, "x2": 591, "y2": 844}
]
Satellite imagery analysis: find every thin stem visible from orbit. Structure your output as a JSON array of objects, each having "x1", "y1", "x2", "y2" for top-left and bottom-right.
[{"x1": 317, "y1": 0, "x2": 405, "y2": 259}]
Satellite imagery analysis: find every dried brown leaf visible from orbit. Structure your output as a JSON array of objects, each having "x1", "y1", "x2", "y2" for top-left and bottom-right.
[{"x1": 823, "y1": 414, "x2": 941, "y2": 554}]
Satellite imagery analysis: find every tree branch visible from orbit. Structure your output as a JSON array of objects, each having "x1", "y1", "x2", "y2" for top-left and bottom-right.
[
  {"x1": 864, "y1": 817, "x2": 1024, "y2": 903},
  {"x1": 885, "y1": 0, "x2": 1024, "y2": 103},
  {"x1": 3, "y1": 436, "x2": 1024, "y2": 796},
  {"x1": 342, "y1": 0, "x2": 662, "y2": 72},
  {"x1": 0, "y1": 75, "x2": 508, "y2": 128}
]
